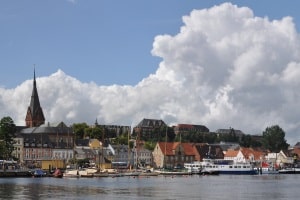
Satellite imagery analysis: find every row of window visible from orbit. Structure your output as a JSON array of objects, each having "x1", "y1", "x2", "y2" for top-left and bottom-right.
[{"x1": 165, "y1": 156, "x2": 193, "y2": 162}]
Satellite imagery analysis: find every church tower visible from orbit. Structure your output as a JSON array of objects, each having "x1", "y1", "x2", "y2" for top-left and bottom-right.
[{"x1": 25, "y1": 69, "x2": 45, "y2": 127}]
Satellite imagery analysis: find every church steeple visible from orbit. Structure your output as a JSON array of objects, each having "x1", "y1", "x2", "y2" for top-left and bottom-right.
[{"x1": 25, "y1": 68, "x2": 45, "y2": 127}]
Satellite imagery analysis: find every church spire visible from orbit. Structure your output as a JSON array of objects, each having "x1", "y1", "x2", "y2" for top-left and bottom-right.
[{"x1": 25, "y1": 67, "x2": 45, "y2": 127}]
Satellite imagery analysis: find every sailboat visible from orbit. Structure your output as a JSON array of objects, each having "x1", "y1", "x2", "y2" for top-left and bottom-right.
[
  {"x1": 123, "y1": 128, "x2": 140, "y2": 176},
  {"x1": 154, "y1": 127, "x2": 191, "y2": 176}
]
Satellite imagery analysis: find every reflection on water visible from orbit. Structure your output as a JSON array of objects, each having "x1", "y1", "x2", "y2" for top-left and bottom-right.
[{"x1": 0, "y1": 175, "x2": 299, "y2": 199}]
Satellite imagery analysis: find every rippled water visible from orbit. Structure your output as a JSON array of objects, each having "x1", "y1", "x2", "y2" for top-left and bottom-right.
[{"x1": 0, "y1": 174, "x2": 299, "y2": 200}]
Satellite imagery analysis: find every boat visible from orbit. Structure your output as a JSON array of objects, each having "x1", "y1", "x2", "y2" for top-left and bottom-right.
[
  {"x1": 259, "y1": 167, "x2": 279, "y2": 174},
  {"x1": 122, "y1": 170, "x2": 140, "y2": 177},
  {"x1": 256, "y1": 161, "x2": 279, "y2": 174},
  {"x1": 184, "y1": 162, "x2": 202, "y2": 174},
  {"x1": 185, "y1": 159, "x2": 257, "y2": 175},
  {"x1": 200, "y1": 167, "x2": 220, "y2": 175},
  {"x1": 93, "y1": 172, "x2": 109, "y2": 177},
  {"x1": 139, "y1": 169, "x2": 160, "y2": 177},
  {"x1": 278, "y1": 167, "x2": 300, "y2": 174},
  {"x1": 63, "y1": 167, "x2": 98, "y2": 178},
  {"x1": 154, "y1": 168, "x2": 191, "y2": 176},
  {"x1": 52, "y1": 169, "x2": 63, "y2": 178},
  {"x1": 63, "y1": 169, "x2": 80, "y2": 178},
  {"x1": 32, "y1": 169, "x2": 46, "y2": 177}
]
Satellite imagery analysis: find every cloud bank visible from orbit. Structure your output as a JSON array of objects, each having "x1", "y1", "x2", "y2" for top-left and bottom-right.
[{"x1": 1, "y1": 3, "x2": 300, "y2": 144}]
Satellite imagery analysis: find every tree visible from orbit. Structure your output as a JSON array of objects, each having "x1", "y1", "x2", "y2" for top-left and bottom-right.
[
  {"x1": 262, "y1": 125, "x2": 289, "y2": 152},
  {"x1": 0, "y1": 116, "x2": 16, "y2": 160},
  {"x1": 84, "y1": 126, "x2": 103, "y2": 140},
  {"x1": 72, "y1": 123, "x2": 89, "y2": 139}
]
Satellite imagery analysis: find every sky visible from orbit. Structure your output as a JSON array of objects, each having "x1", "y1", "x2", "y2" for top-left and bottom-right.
[{"x1": 1, "y1": 0, "x2": 300, "y2": 145}]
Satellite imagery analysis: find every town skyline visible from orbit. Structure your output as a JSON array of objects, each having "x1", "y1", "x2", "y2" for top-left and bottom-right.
[{"x1": 1, "y1": 2, "x2": 300, "y2": 145}]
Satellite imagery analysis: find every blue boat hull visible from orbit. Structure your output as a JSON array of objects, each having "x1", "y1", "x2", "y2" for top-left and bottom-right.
[{"x1": 219, "y1": 170, "x2": 258, "y2": 175}]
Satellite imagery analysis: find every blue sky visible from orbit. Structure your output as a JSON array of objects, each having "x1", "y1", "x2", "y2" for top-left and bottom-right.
[
  {"x1": 1, "y1": 1, "x2": 300, "y2": 145},
  {"x1": 1, "y1": 0, "x2": 299, "y2": 88}
]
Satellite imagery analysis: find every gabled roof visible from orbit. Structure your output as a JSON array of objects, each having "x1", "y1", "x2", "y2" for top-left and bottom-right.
[
  {"x1": 157, "y1": 142, "x2": 195, "y2": 156},
  {"x1": 19, "y1": 124, "x2": 72, "y2": 134},
  {"x1": 240, "y1": 148, "x2": 264, "y2": 160},
  {"x1": 224, "y1": 149, "x2": 239, "y2": 157},
  {"x1": 294, "y1": 142, "x2": 300, "y2": 148},
  {"x1": 225, "y1": 148, "x2": 264, "y2": 160},
  {"x1": 181, "y1": 143, "x2": 195, "y2": 155}
]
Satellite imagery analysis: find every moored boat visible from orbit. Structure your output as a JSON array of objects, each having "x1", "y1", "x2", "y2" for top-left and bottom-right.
[
  {"x1": 93, "y1": 172, "x2": 109, "y2": 177},
  {"x1": 52, "y1": 169, "x2": 63, "y2": 178},
  {"x1": 64, "y1": 169, "x2": 79, "y2": 178},
  {"x1": 154, "y1": 168, "x2": 191, "y2": 176},
  {"x1": 256, "y1": 161, "x2": 279, "y2": 174},
  {"x1": 184, "y1": 162, "x2": 202, "y2": 174},
  {"x1": 122, "y1": 170, "x2": 140, "y2": 177},
  {"x1": 200, "y1": 167, "x2": 220, "y2": 175},
  {"x1": 185, "y1": 159, "x2": 257, "y2": 175},
  {"x1": 32, "y1": 169, "x2": 47, "y2": 177},
  {"x1": 278, "y1": 167, "x2": 300, "y2": 174},
  {"x1": 139, "y1": 170, "x2": 160, "y2": 177}
]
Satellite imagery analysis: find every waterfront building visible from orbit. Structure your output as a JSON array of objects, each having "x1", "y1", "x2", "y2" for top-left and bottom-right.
[
  {"x1": 74, "y1": 139, "x2": 113, "y2": 169},
  {"x1": 224, "y1": 147, "x2": 264, "y2": 163},
  {"x1": 111, "y1": 144, "x2": 134, "y2": 167},
  {"x1": 132, "y1": 143, "x2": 153, "y2": 168},
  {"x1": 12, "y1": 136, "x2": 24, "y2": 164},
  {"x1": 152, "y1": 142, "x2": 195, "y2": 169},
  {"x1": 17, "y1": 122, "x2": 74, "y2": 169}
]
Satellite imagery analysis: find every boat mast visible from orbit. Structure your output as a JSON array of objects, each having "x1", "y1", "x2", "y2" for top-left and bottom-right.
[
  {"x1": 128, "y1": 126, "x2": 131, "y2": 169},
  {"x1": 164, "y1": 126, "x2": 168, "y2": 169}
]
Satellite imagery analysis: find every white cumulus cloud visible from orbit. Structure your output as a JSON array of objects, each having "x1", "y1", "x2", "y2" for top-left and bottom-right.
[{"x1": 1, "y1": 2, "x2": 300, "y2": 145}]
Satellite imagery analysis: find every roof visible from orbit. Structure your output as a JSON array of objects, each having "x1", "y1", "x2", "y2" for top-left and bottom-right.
[
  {"x1": 175, "y1": 124, "x2": 209, "y2": 132},
  {"x1": 193, "y1": 143, "x2": 224, "y2": 160},
  {"x1": 294, "y1": 142, "x2": 300, "y2": 148},
  {"x1": 25, "y1": 69, "x2": 45, "y2": 124},
  {"x1": 157, "y1": 142, "x2": 195, "y2": 156},
  {"x1": 224, "y1": 149, "x2": 239, "y2": 157},
  {"x1": 136, "y1": 118, "x2": 166, "y2": 128},
  {"x1": 240, "y1": 148, "x2": 264, "y2": 160},
  {"x1": 18, "y1": 125, "x2": 72, "y2": 134}
]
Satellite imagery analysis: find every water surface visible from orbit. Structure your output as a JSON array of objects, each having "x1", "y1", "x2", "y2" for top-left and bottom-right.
[{"x1": 0, "y1": 174, "x2": 299, "y2": 199}]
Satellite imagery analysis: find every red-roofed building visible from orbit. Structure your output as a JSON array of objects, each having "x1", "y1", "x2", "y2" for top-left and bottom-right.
[
  {"x1": 224, "y1": 148, "x2": 264, "y2": 163},
  {"x1": 152, "y1": 142, "x2": 195, "y2": 169}
]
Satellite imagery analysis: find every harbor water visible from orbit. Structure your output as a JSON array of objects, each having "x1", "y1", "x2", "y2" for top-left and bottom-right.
[{"x1": 0, "y1": 174, "x2": 299, "y2": 200}]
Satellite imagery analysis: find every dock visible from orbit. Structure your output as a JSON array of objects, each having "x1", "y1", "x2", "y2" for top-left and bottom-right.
[{"x1": 0, "y1": 170, "x2": 32, "y2": 178}]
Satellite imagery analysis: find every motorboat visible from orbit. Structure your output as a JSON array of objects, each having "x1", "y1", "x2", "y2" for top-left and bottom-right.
[
  {"x1": 185, "y1": 159, "x2": 257, "y2": 175},
  {"x1": 52, "y1": 169, "x2": 63, "y2": 178},
  {"x1": 33, "y1": 169, "x2": 46, "y2": 177}
]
